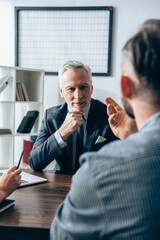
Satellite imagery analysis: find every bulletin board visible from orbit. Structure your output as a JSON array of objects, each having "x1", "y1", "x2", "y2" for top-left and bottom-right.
[{"x1": 15, "y1": 7, "x2": 113, "y2": 76}]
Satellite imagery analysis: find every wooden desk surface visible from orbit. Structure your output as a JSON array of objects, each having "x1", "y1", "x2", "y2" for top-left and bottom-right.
[{"x1": 0, "y1": 170, "x2": 72, "y2": 240}]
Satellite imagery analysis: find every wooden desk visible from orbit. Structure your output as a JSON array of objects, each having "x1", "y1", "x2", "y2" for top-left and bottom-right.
[{"x1": 0, "y1": 170, "x2": 72, "y2": 240}]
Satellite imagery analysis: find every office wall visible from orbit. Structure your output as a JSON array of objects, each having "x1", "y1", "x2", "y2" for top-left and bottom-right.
[{"x1": 0, "y1": 0, "x2": 160, "y2": 111}]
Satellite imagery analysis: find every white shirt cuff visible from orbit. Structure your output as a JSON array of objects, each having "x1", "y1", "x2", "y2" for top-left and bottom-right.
[{"x1": 54, "y1": 130, "x2": 67, "y2": 149}]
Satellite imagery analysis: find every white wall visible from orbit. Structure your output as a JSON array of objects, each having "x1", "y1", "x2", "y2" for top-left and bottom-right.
[{"x1": 0, "y1": 0, "x2": 160, "y2": 110}]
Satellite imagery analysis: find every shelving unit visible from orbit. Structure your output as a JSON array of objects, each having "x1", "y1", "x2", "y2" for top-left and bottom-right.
[{"x1": 0, "y1": 65, "x2": 44, "y2": 167}]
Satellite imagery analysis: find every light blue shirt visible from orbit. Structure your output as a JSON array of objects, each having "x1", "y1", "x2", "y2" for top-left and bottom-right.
[{"x1": 51, "y1": 112, "x2": 160, "y2": 239}]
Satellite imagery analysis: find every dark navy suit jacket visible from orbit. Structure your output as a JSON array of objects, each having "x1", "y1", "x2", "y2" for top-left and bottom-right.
[{"x1": 28, "y1": 98, "x2": 117, "y2": 173}]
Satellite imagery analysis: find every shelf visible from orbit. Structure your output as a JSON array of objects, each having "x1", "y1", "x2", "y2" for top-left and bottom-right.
[
  {"x1": 0, "y1": 101, "x2": 14, "y2": 103},
  {"x1": 15, "y1": 133, "x2": 39, "y2": 136},
  {"x1": 0, "y1": 65, "x2": 44, "y2": 166},
  {"x1": 15, "y1": 101, "x2": 43, "y2": 104},
  {"x1": 0, "y1": 134, "x2": 13, "y2": 137}
]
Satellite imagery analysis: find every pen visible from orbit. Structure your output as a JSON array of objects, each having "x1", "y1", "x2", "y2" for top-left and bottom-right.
[{"x1": 16, "y1": 151, "x2": 23, "y2": 169}]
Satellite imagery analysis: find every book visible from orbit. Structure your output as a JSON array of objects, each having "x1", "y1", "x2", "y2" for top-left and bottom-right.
[
  {"x1": 16, "y1": 82, "x2": 29, "y2": 101},
  {"x1": 17, "y1": 82, "x2": 24, "y2": 101},
  {"x1": 21, "y1": 82, "x2": 29, "y2": 101},
  {"x1": 26, "y1": 111, "x2": 39, "y2": 133},
  {"x1": 30, "y1": 135, "x2": 37, "y2": 141},
  {"x1": 0, "y1": 199, "x2": 15, "y2": 213},
  {"x1": 16, "y1": 86, "x2": 21, "y2": 101},
  {"x1": 0, "y1": 128, "x2": 12, "y2": 134},
  {"x1": 17, "y1": 116, "x2": 33, "y2": 133},
  {"x1": 17, "y1": 110, "x2": 39, "y2": 133},
  {"x1": 23, "y1": 140, "x2": 35, "y2": 164}
]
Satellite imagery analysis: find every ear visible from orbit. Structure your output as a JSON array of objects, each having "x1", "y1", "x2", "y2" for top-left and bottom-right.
[
  {"x1": 60, "y1": 88, "x2": 64, "y2": 98},
  {"x1": 120, "y1": 75, "x2": 133, "y2": 99}
]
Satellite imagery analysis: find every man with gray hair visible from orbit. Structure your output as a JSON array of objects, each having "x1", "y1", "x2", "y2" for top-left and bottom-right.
[
  {"x1": 50, "y1": 22, "x2": 160, "y2": 239},
  {"x1": 29, "y1": 61, "x2": 116, "y2": 174}
]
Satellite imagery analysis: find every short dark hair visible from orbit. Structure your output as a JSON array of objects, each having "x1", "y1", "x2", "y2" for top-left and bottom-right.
[
  {"x1": 140, "y1": 18, "x2": 160, "y2": 31},
  {"x1": 122, "y1": 27, "x2": 160, "y2": 105}
]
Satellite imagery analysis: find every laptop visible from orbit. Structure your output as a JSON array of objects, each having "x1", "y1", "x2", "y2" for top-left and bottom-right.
[{"x1": 0, "y1": 169, "x2": 48, "y2": 187}]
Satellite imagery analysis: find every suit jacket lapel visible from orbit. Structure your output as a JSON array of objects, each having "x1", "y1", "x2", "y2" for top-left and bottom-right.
[
  {"x1": 57, "y1": 103, "x2": 72, "y2": 160},
  {"x1": 57, "y1": 103, "x2": 68, "y2": 128}
]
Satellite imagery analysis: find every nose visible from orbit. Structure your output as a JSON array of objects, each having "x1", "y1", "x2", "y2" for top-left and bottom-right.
[{"x1": 74, "y1": 88, "x2": 83, "y2": 99}]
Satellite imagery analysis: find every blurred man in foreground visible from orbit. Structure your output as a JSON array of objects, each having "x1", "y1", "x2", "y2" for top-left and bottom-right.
[{"x1": 50, "y1": 20, "x2": 160, "y2": 239}]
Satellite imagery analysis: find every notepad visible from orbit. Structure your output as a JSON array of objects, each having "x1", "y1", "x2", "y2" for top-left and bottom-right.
[
  {"x1": 0, "y1": 199, "x2": 15, "y2": 213},
  {"x1": 0, "y1": 170, "x2": 47, "y2": 187}
]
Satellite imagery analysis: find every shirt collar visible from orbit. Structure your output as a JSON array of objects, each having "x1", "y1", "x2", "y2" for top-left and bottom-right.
[{"x1": 140, "y1": 111, "x2": 160, "y2": 132}]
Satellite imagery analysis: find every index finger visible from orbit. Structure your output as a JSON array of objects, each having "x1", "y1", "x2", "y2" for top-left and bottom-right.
[
  {"x1": 7, "y1": 166, "x2": 22, "y2": 175},
  {"x1": 105, "y1": 97, "x2": 122, "y2": 110},
  {"x1": 70, "y1": 110, "x2": 85, "y2": 117},
  {"x1": 105, "y1": 97, "x2": 118, "y2": 107},
  {"x1": 7, "y1": 165, "x2": 17, "y2": 173},
  {"x1": 14, "y1": 168, "x2": 22, "y2": 175},
  {"x1": 107, "y1": 104, "x2": 117, "y2": 116}
]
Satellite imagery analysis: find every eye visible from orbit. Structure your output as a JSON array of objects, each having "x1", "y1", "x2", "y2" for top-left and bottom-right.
[
  {"x1": 80, "y1": 85, "x2": 88, "y2": 90},
  {"x1": 67, "y1": 87, "x2": 75, "y2": 91}
]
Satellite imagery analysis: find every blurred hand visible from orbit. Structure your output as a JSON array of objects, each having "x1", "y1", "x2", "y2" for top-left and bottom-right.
[
  {"x1": 0, "y1": 166, "x2": 22, "y2": 203},
  {"x1": 105, "y1": 97, "x2": 138, "y2": 140},
  {"x1": 59, "y1": 110, "x2": 85, "y2": 141}
]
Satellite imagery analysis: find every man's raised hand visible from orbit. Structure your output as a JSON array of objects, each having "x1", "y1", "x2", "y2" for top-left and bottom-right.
[{"x1": 105, "y1": 97, "x2": 137, "y2": 140}]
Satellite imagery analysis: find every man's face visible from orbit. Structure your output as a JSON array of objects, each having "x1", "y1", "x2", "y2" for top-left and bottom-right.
[{"x1": 60, "y1": 68, "x2": 93, "y2": 111}]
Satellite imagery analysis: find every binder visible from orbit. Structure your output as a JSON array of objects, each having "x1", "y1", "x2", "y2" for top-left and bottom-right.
[
  {"x1": 26, "y1": 111, "x2": 39, "y2": 133},
  {"x1": 17, "y1": 111, "x2": 39, "y2": 133},
  {"x1": 23, "y1": 140, "x2": 35, "y2": 164}
]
